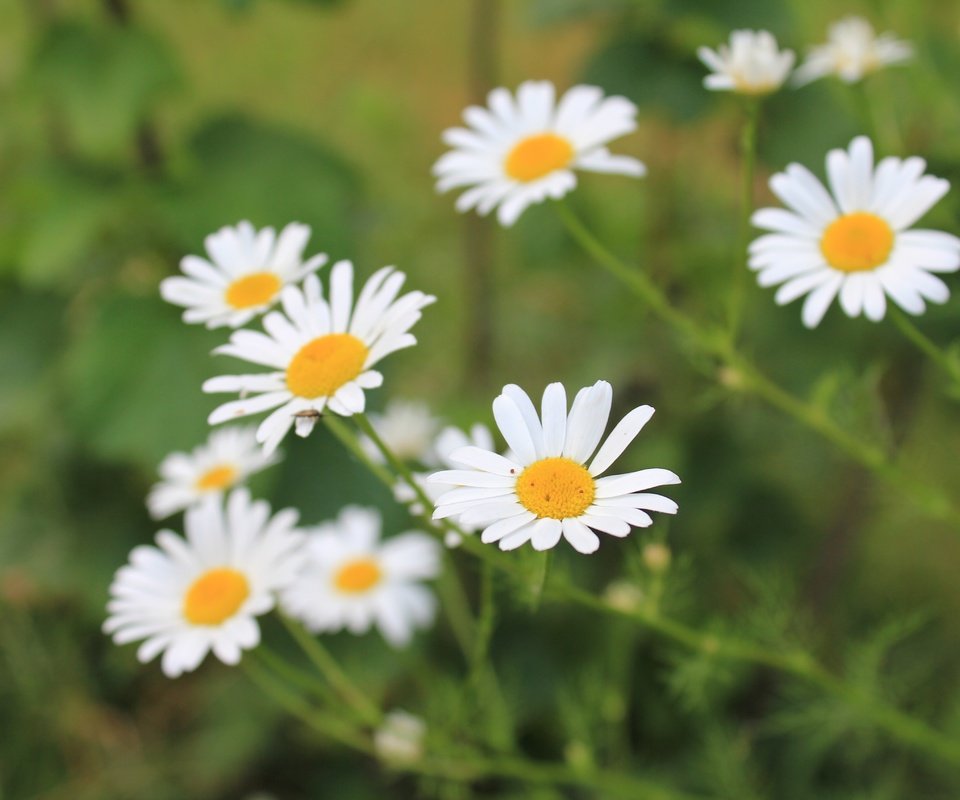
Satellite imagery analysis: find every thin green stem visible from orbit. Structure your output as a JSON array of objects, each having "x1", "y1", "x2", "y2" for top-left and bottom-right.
[
  {"x1": 729, "y1": 100, "x2": 759, "y2": 340},
  {"x1": 889, "y1": 305, "x2": 960, "y2": 387},
  {"x1": 324, "y1": 414, "x2": 396, "y2": 487},
  {"x1": 243, "y1": 656, "x2": 373, "y2": 751},
  {"x1": 280, "y1": 614, "x2": 382, "y2": 725},
  {"x1": 469, "y1": 560, "x2": 496, "y2": 690},
  {"x1": 555, "y1": 201, "x2": 960, "y2": 528}
]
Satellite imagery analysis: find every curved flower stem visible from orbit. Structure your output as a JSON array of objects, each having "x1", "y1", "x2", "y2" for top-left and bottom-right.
[
  {"x1": 327, "y1": 412, "x2": 960, "y2": 767},
  {"x1": 469, "y1": 559, "x2": 496, "y2": 691},
  {"x1": 729, "y1": 99, "x2": 759, "y2": 340},
  {"x1": 280, "y1": 613, "x2": 383, "y2": 726},
  {"x1": 889, "y1": 305, "x2": 960, "y2": 387},
  {"x1": 555, "y1": 201, "x2": 960, "y2": 528}
]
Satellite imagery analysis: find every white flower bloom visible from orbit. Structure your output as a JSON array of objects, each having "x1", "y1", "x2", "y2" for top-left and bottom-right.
[
  {"x1": 281, "y1": 507, "x2": 440, "y2": 648},
  {"x1": 434, "y1": 80, "x2": 645, "y2": 227},
  {"x1": 750, "y1": 136, "x2": 960, "y2": 327},
  {"x1": 104, "y1": 489, "x2": 304, "y2": 678},
  {"x1": 794, "y1": 16, "x2": 912, "y2": 86},
  {"x1": 395, "y1": 423, "x2": 498, "y2": 547},
  {"x1": 160, "y1": 221, "x2": 328, "y2": 329},
  {"x1": 374, "y1": 710, "x2": 427, "y2": 764},
  {"x1": 147, "y1": 426, "x2": 280, "y2": 519},
  {"x1": 697, "y1": 30, "x2": 795, "y2": 95},
  {"x1": 203, "y1": 261, "x2": 436, "y2": 454},
  {"x1": 429, "y1": 381, "x2": 680, "y2": 555},
  {"x1": 359, "y1": 399, "x2": 442, "y2": 466}
]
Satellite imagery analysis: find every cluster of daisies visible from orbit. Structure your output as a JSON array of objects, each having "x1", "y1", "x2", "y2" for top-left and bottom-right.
[
  {"x1": 106, "y1": 11, "x2": 958, "y2": 683},
  {"x1": 435, "y1": 17, "x2": 958, "y2": 328},
  {"x1": 108, "y1": 221, "x2": 681, "y2": 678}
]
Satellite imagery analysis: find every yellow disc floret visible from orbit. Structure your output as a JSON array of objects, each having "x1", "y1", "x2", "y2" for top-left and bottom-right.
[
  {"x1": 183, "y1": 568, "x2": 250, "y2": 626},
  {"x1": 285, "y1": 333, "x2": 369, "y2": 399},
  {"x1": 194, "y1": 464, "x2": 238, "y2": 492},
  {"x1": 515, "y1": 457, "x2": 596, "y2": 520},
  {"x1": 820, "y1": 212, "x2": 894, "y2": 272},
  {"x1": 504, "y1": 133, "x2": 575, "y2": 182},
  {"x1": 334, "y1": 558, "x2": 382, "y2": 594},
  {"x1": 225, "y1": 272, "x2": 282, "y2": 309}
]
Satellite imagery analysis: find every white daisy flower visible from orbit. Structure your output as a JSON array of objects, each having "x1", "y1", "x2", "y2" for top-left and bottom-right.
[
  {"x1": 697, "y1": 30, "x2": 795, "y2": 96},
  {"x1": 794, "y1": 16, "x2": 912, "y2": 86},
  {"x1": 104, "y1": 488, "x2": 304, "y2": 678},
  {"x1": 281, "y1": 506, "x2": 440, "y2": 648},
  {"x1": 394, "y1": 423, "x2": 498, "y2": 547},
  {"x1": 147, "y1": 426, "x2": 280, "y2": 519},
  {"x1": 433, "y1": 80, "x2": 646, "y2": 227},
  {"x1": 429, "y1": 381, "x2": 680, "y2": 555},
  {"x1": 750, "y1": 136, "x2": 960, "y2": 328},
  {"x1": 359, "y1": 399, "x2": 442, "y2": 466},
  {"x1": 203, "y1": 261, "x2": 436, "y2": 454},
  {"x1": 160, "y1": 221, "x2": 329, "y2": 329}
]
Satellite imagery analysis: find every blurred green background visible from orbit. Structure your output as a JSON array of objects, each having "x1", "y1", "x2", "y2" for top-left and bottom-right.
[{"x1": 4, "y1": 0, "x2": 960, "y2": 797}]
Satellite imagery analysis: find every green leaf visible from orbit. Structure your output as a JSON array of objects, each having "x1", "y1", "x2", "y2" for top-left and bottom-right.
[{"x1": 28, "y1": 21, "x2": 180, "y2": 159}]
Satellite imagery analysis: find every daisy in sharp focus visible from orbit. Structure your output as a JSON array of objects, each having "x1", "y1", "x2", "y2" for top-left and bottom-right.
[
  {"x1": 750, "y1": 136, "x2": 960, "y2": 328},
  {"x1": 203, "y1": 261, "x2": 436, "y2": 454},
  {"x1": 433, "y1": 80, "x2": 646, "y2": 227},
  {"x1": 793, "y1": 16, "x2": 912, "y2": 86},
  {"x1": 429, "y1": 381, "x2": 680, "y2": 555},
  {"x1": 281, "y1": 506, "x2": 440, "y2": 648},
  {"x1": 160, "y1": 221, "x2": 329, "y2": 329},
  {"x1": 147, "y1": 426, "x2": 280, "y2": 519},
  {"x1": 104, "y1": 488, "x2": 304, "y2": 678},
  {"x1": 698, "y1": 30, "x2": 795, "y2": 96}
]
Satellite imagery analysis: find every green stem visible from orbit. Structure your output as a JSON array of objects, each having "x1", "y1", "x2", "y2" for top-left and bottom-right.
[
  {"x1": 280, "y1": 614, "x2": 382, "y2": 725},
  {"x1": 729, "y1": 99, "x2": 759, "y2": 339},
  {"x1": 469, "y1": 560, "x2": 496, "y2": 690},
  {"x1": 243, "y1": 656, "x2": 373, "y2": 751},
  {"x1": 889, "y1": 305, "x2": 960, "y2": 387},
  {"x1": 555, "y1": 201, "x2": 960, "y2": 527},
  {"x1": 324, "y1": 414, "x2": 396, "y2": 487}
]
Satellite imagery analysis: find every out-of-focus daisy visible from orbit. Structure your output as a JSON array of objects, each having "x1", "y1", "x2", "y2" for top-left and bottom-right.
[
  {"x1": 374, "y1": 710, "x2": 427, "y2": 764},
  {"x1": 429, "y1": 381, "x2": 680, "y2": 555},
  {"x1": 750, "y1": 136, "x2": 960, "y2": 327},
  {"x1": 359, "y1": 399, "x2": 442, "y2": 466},
  {"x1": 697, "y1": 30, "x2": 795, "y2": 95},
  {"x1": 147, "y1": 426, "x2": 280, "y2": 519},
  {"x1": 395, "y1": 423, "x2": 498, "y2": 547},
  {"x1": 433, "y1": 80, "x2": 645, "y2": 227},
  {"x1": 281, "y1": 506, "x2": 440, "y2": 648},
  {"x1": 203, "y1": 261, "x2": 436, "y2": 454},
  {"x1": 104, "y1": 489, "x2": 304, "y2": 678},
  {"x1": 794, "y1": 16, "x2": 912, "y2": 86},
  {"x1": 160, "y1": 221, "x2": 328, "y2": 329}
]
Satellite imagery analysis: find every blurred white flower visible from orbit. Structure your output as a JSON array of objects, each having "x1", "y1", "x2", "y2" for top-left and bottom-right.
[
  {"x1": 698, "y1": 30, "x2": 795, "y2": 95},
  {"x1": 147, "y1": 426, "x2": 280, "y2": 519},
  {"x1": 430, "y1": 381, "x2": 680, "y2": 555},
  {"x1": 374, "y1": 710, "x2": 427, "y2": 764},
  {"x1": 794, "y1": 16, "x2": 912, "y2": 85},
  {"x1": 160, "y1": 221, "x2": 328, "y2": 329},
  {"x1": 203, "y1": 261, "x2": 435, "y2": 454},
  {"x1": 281, "y1": 507, "x2": 441, "y2": 648},
  {"x1": 104, "y1": 489, "x2": 304, "y2": 678},
  {"x1": 359, "y1": 399, "x2": 442, "y2": 465},
  {"x1": 434, "y1": 80, "x2": 645, "y2": 227},
  {"x1": 750, "y1": 136, "x2": 960, "y2": 327}
]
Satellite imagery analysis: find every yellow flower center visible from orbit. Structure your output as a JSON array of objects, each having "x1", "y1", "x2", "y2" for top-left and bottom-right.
[
  {"x1": 285, "y1": 333, "x2": 369, "y2": 399},
  {"x1": 183, "y1": 568, "x2": 250, "y2": 626},
  {"x1": 225, "y1": 272, "x2": 282, "y2": 309},
  {"x1": 334, "y1": 558, "x2": 382, "y2": 593},
  {"x1": 194, "y1": 464, "x2": 238, "y2": 492},
  {"x1": 820, "y1": 212, "x2": 894, "y2": 272},
  {"x1": 504, "y1": 133, "x2": 574, "y2": 182},
  {"x1": 515, "y1": 457, "x2": 595, "y2": 520}
]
